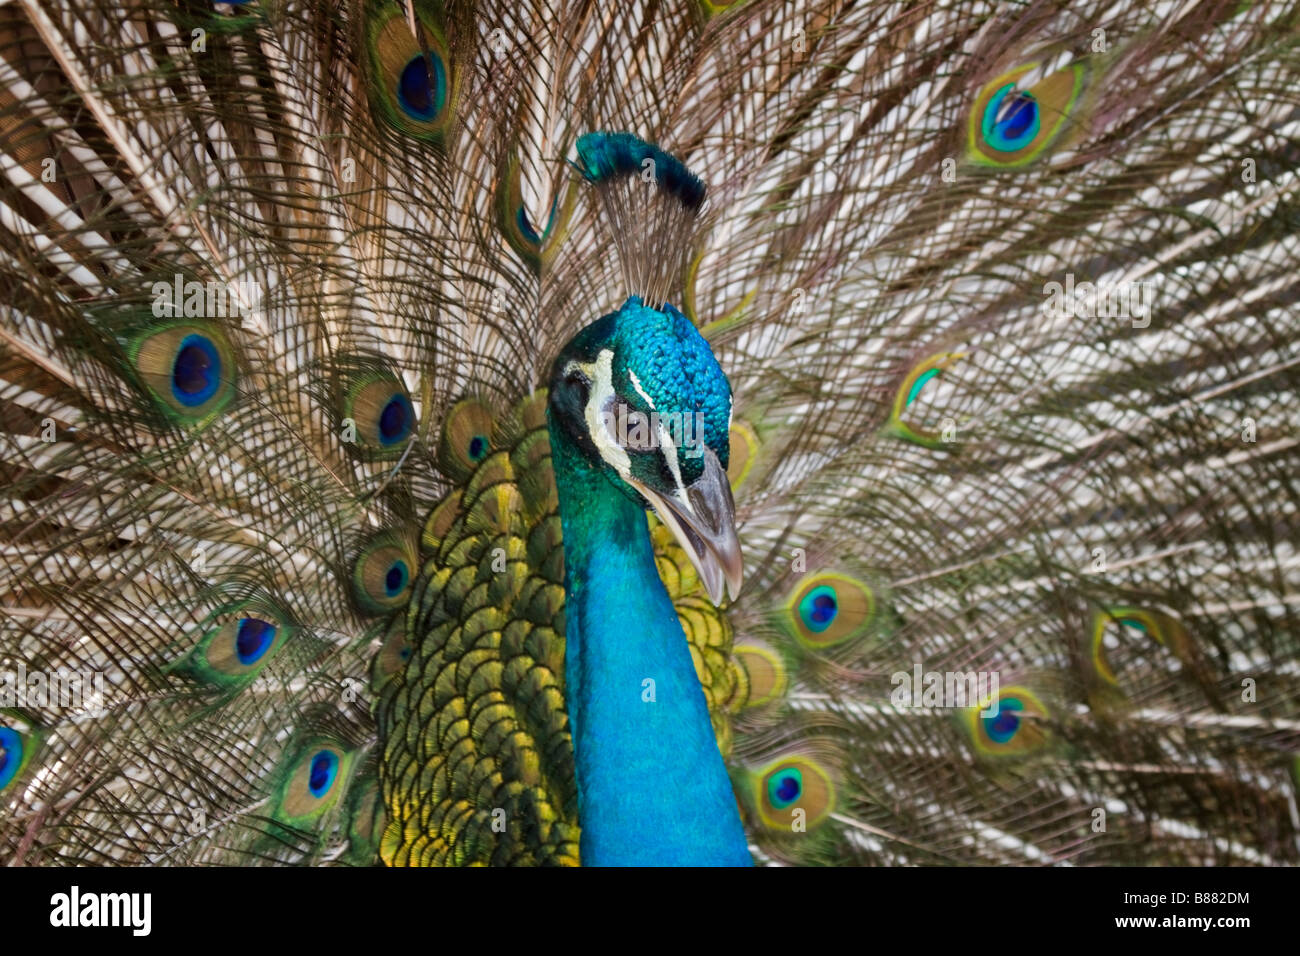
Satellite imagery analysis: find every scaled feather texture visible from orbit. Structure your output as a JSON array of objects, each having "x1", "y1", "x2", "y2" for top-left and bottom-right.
[{"x1": 1, "y1": 0, "x2": 1299, "y2": 865}]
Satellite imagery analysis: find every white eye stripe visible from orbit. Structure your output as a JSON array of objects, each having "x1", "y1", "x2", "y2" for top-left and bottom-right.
[
  {"x1": 659, "y1": 419, "x2": 686, "y2": 503},
  {"x1": 628, "y1": 370, "x2": 656, "y2": 410},
  {"x1": 583, "y1": 350, "x2": 632, "y2": 475}
]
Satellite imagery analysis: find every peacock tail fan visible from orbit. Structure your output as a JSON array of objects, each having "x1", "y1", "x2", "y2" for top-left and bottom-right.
[{"x1": 1, "y1": 0, "x2": 1299, "y2": 867}]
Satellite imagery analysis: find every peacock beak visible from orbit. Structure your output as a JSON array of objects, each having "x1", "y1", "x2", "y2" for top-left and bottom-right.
[{"x1": 629, "y1": 447, "x2": 742, "y2": 607}]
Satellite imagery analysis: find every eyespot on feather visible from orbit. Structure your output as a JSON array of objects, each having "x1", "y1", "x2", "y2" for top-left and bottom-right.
[
  {"x1": 495, "y1": 150, "x2": 572, "y2": 273},
  {"x1": 437, "y1": 397, "x2": 498, "y2": 481},
  {"x1": 781, "y1": 570, "x2": 878, "y2": 649},
  {"x1": 1089, "y1": 606, "x2": 1191, "y2": 688},
  {"x1": 372, "y1": 620, "x2": 413, "y2": 689},
  {"x1": 128, "y1": 322, "x2": 236, "y2": 423},
  {"x1": 726, "y1": 420, "x2": 760, "y2": 488},
  {"x1": 698, "y1": 0, "x2": 747, "y2": 18},
  {"x1": 0, "y1": 719, "x2": 40, "y2": 792},
  {"x1": 362, "y1": 0, "x2": 455, "y2": 141},
  {"x1": 344, "y1": 371, "x2": 417, "y2": 457},
  {"x1": 733, "y1": 644, "x2": 787, "y2": 708},
  {"x1": 886, "y1": 351, "x2": 965, "y2": 448},
  {"x1": 345, "y1": 777, "x2": 387, "y2": 860},
  {"x1": 962, "y1": 685, "x2": 1050, "y2": 757},
  {"x1": 183, "y1": 601, "x2": 293, "y2": 686},
  {"x1": 967, "y1": 60, "x2": 1097, "y2": 168},
  {"x1": 752, "y1": 755, "x2": 835, "y2": 830},
  {"x1": 273, "y1": 741, "x2": 356, "y2": 825},
  {"x1": 351, "y1": 532, "x2": 417, "y2": 615}
]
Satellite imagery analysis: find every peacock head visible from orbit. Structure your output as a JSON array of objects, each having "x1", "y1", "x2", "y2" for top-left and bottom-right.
[{"x1": 548, "y1": 295, "x2": 741, "y2": 605}]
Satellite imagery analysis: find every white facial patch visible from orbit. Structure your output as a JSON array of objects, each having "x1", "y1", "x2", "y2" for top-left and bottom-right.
[
  {"x1": 577, "y1": 350, "x2": 632, "y2": 477},
  {"x1": 658, "y1": 419, "x2": 687, "y2": 508}
]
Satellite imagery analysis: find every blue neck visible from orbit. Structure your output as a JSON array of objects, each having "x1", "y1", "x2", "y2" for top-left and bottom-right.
[{"x1": 549, "y1": 427, "x2": 752, "y2": 866}]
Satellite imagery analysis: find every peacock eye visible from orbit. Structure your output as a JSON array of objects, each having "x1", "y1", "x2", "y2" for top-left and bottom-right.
[{"x1": 609, "y1": 400, "x2": 658, "y2": 452}]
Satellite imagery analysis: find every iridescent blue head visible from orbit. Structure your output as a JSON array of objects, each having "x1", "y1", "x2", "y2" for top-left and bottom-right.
[{"x1": 548, "y1": 295, "x2": 741, "y2": 604}]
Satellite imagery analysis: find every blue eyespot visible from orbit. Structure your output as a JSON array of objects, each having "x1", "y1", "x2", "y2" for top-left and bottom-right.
[
  {"x1": 798, "y1": 585, "x2": 839, "y2": 633},
  {"x1": 378, "y1": 394, "x2": 413, "y2": 445},
  {"x1": 0, "y1": 727, "x2": 23, "y2": 790},
  {"x1": 467, "y1": 435, "x2": 489, "y2": 461},
  {"x1": 235, "y1": 617, "x2": 277, "y2": 666},
  {"x1": 398, "y1": 53, "x2": 447, "y2": 121},
  {"x1": 307, "y1": 750, "x2": 339, "y2": 798},
  {"x1": 983, "y1": 697, "x2": 1024, "y2": 743},
  {"x1": 515, "y1": 195, "x2": 559, "y2": 246},
  {"x1": 516, "y1": 207, "x2": 540, "y2": 244},
  {"x1": 994, "y1": 93, "x2": 1037, "y2": 139},
  {"x1": 384, "y1": 560, "x2": 409, "y2": 597},
  {"x1": 767, "y1": 767, "x2": 803, "y2": 809},
  {"x1": 171, "y1": 334, "x2": 222, "y2": 406},
  {"x1": 983, "y1": 87, "x2": 1040, "y2": 152}
]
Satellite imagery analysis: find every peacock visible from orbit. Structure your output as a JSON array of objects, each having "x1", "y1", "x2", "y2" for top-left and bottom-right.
[{"x1": 1, "y1": 0, "x2": 1299, "y2": 867}]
